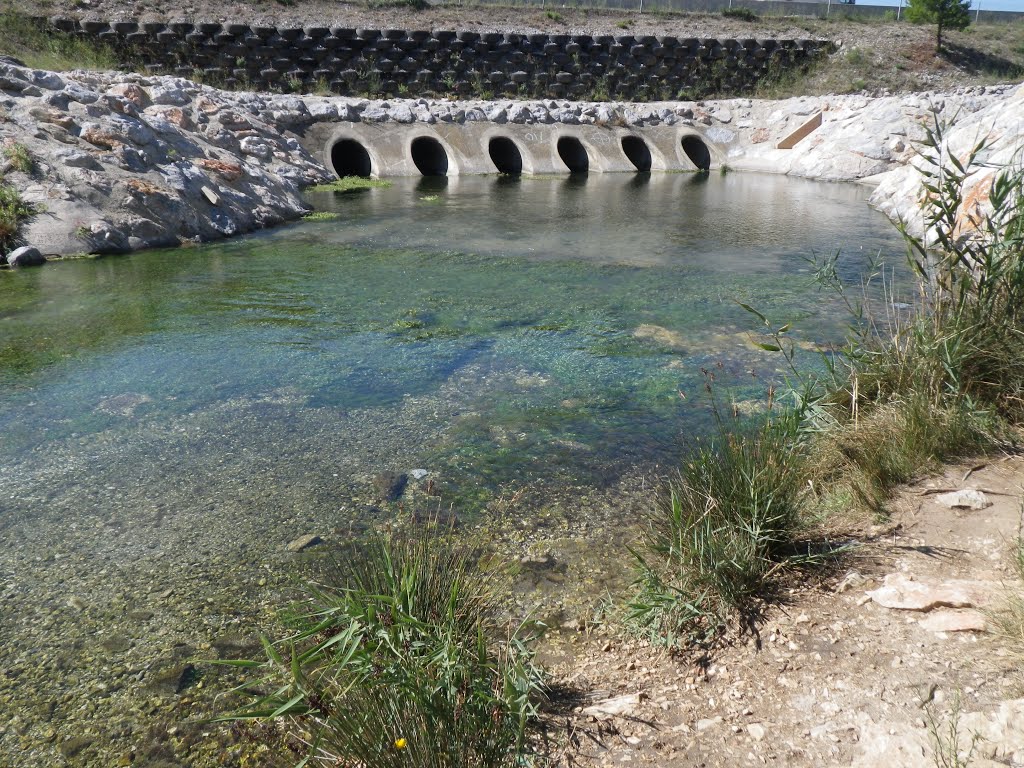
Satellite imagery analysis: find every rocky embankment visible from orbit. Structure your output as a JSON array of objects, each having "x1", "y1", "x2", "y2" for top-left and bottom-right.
[
  {"x1": 0, "y1": 55, "x2": 330, "y2": 256},
  {"x1": 0, "y1": 50, "x2": 1021, "y2": 263}
]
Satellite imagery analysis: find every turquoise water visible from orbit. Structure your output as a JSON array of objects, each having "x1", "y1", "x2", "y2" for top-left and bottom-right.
[
  {"x1": 0, "y1": 172, "x2": 903, "y2": 515},
  {"x1": 0, "y1": 171, "x2": 911, "y2": 768}
]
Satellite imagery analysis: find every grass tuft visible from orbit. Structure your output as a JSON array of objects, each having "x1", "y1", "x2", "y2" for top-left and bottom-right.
[
  {"x1": 216, "y1": 532, "x2": 545, "y2": 767},
  {"x1": 3, "y1": 143, "x2": 33, "y2": 175},
  {"x1": 630, "y1": 401, "x2": 805, "y2": 648},
  {"x1": 988, "y1": 529, "x2": 1024, "y2": 676},
  {"x1": 0, "y1": 183, "x2": 35, "y2": 253}
]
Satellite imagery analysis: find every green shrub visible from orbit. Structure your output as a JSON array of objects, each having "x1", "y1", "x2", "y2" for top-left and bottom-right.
[
  {"x1": 217, "y1": 533, "x2": 545, "y2": 767},
  {"x1": 846, "y1": 47, "x2": 866, "y2": 65},
  {"x1": 722, "y1": 7, "x2": 759, "y2": 22},
  {"x1": 365, "y1": 0, "x2": 429, "y2": 10}
]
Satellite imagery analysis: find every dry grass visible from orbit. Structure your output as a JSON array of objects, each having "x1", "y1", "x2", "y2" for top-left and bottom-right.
[{"x1": 989, "y1": 532, "x2": 1024, "y2": 674}]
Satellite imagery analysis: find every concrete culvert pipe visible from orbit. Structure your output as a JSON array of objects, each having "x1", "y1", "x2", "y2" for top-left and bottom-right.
[
  {"x1": 681, "y1": 135, "x2": 711, "y2": 172},
  {"x1": 488, "y1": 136, "x2": 523, "y2": 175},
  {"x1": 557, "y1": 136, "x2": 589, "y2": 174},
  {"x1": 621, "y1": 135, "x2": 652, "y2": 172},
  {"x1": 411, "y1": 136, "x2": 449, "y2": 176},
  {"x1": 330, "y1": 138, "x2": 373, "y2": 178}
]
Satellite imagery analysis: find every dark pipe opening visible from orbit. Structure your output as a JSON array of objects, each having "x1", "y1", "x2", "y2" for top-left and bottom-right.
[
  {"x1": 488, "y1": 136, "x2": 523, "y2": 175},
  {"x1": 330, "y1": 138, "x2": 373, "y2": 178},
  {"x1": 411, "y1": 136, "x2": 449, "y2": 176},
  {"x1": 681, "y1": 135, "x2": 711, "y2": 171},
  {"x1": 557, "y1": 136, "x2": 589, "y2": 174},
  {"x1": 621, "y1": 135, "x2": 652, "y2": 172}
]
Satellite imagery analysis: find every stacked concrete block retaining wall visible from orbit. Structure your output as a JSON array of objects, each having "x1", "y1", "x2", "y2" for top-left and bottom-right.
[{"x1": 41, "y1": 17, "x2": 832, "y2": 100}]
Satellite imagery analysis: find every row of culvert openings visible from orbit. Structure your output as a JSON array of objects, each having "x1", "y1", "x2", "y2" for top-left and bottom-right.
[{"x1": 329, "y1": 135, "x2": 710, "y2": 178}]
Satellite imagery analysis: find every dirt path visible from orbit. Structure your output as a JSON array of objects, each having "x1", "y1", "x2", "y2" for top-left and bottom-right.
[{"x1": 547, "y1": 456, "x2": 1024, "y2": 767}]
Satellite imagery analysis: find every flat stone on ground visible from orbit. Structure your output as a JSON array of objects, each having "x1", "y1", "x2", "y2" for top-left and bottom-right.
[{"x1": 865, "y1": 573, "x2": 992, "y2": 611}]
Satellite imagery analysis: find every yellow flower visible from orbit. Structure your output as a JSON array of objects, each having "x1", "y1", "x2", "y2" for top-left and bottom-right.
[{"x1": 394, "y1": 738, "x2": 407, "y2": 750}]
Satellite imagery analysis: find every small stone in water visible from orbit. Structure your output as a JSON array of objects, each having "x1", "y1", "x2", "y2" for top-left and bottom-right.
[
  {"x1": 286, "y1": 534, "x2": 323, "y2": 552},
  {"x1": 373, "y1": 472, "x2": 408, "y2": 502}
]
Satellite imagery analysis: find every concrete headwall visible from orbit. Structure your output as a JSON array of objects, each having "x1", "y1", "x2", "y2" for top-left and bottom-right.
[
  {"x1": 301, "y1": 120, "x2": 718, "y2": 177},
  {"x1": 41, "y1": 17, "x2": 832, "y2": 101}
]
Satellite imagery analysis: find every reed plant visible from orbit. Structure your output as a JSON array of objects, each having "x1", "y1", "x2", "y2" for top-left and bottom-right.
[
  {"x1": 806, "y1": 117, "x2": 1024, "y2": 514},
  {"x1": 630, "y1": 114, "x2": 1024, "y2": 648},
  {"x1": 217, "y1": 532, "x2": 545, "y2": 768}
]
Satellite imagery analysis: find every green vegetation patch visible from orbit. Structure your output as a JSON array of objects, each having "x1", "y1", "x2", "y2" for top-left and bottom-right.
[
  {"x1": 3, "y1": 143, "x2": 33, "y2": 175},
  {"x1": 0, "y1": 183, "x2": 35, "y2": 253},
  {"x1": 721, "y1": 7, "x2": 758, "y2": 21},
  {"x1": 0, "y1": 9, "x2": 122, "y2": 71},
  {"x1": 301, "y1": 211, "x2": 340, "y2": 221},
  {"x1": 307, "y1": 177, "x2": 393, "y2": 193}
]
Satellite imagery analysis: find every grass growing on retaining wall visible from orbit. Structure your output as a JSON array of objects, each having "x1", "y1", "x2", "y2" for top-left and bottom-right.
[
  {"x1": 630, "y1": 118, "x2": 1024, "y2": 649},
  {"x1": 0, "y1": 9, "x2": 120, "y2": 71}
]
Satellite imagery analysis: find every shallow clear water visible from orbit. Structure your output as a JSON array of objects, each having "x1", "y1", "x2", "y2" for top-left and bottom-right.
[
  {"x1": 0, "y1": 171, "x2": 912, "y2": 766},
  {"x1": 0, "y1": 172, "x2": 903, "y2": 520}
]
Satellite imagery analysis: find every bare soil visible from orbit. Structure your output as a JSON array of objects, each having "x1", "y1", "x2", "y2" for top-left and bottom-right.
[
  {"x1": 10, "y1": 0, "x2": 1024, "y2": 95},
  {"x1": 544, "y1": 456, "x2": 1024, "y2": 766}
]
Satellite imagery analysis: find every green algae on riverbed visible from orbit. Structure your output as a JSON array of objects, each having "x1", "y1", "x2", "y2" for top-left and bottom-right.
[{"x1": 0, "y1": 174, "x2": 904, "y2": 500}]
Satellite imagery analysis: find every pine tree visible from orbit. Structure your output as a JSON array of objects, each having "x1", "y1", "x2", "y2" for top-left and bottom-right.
[{"x1": 906, "y1": 0, "x2": 972, "y2": 53}]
